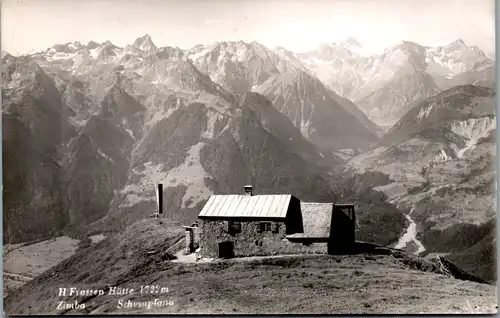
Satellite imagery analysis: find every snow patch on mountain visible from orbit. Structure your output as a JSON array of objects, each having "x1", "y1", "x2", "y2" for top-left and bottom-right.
[
  {"x1": 5, "y1": 70, "x2": 25, "y2": 89},
  {"x1": 97, "y1": 149, "x2": 114, "y2": 163},
  {"x1": 121, "y1": 119, "x2": 135, "y2": 140},
  {"x1": 299, "y1": 95, "x2": 313, "y2": 138},
  {"x1": 434, "y1": 149, "x2": 452, "y2": 163},
  {"x1": 69, "y1": 116, "x2": 88, "y2": 128},
  {"x1": 450, "y1": 116, "x2": 496, "y2": 158},
  {"x1": 417, "y1": 104, "x2": 435, "y2": 123},
  {"x1": 188, "y1": 45, "x2": 215, "y2": 62},
  {"x1": 201, "y1": 110, "x2": 227, "y2": 139},
  {"x1": 89, "y1": 48, "x2": 100, "y2": 59},
  {"x1": 46, "y1": 52, "x2": 78, "y2": 61}
]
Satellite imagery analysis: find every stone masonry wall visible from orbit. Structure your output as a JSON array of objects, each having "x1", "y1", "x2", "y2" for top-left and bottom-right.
[{"x1": 199, "y1": 218, "x2": 327, "y2": 258}]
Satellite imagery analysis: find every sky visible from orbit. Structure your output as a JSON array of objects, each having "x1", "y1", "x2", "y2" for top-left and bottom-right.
[{"x1": 1, "y1": 0, "x2": 496, "y2": 56}]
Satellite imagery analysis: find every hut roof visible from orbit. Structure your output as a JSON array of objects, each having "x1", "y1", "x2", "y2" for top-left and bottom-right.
[
  {"x1": 288, "y1": 202, "x2": 333, "y2": 239},
  {"x1": 198, "y1": 194, "x2": 293, "y2": 218}
]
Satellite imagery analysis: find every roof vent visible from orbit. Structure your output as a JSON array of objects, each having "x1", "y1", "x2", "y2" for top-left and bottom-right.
[{"x1": 244, "y1": 185, "x2": 253, "y2": 196}]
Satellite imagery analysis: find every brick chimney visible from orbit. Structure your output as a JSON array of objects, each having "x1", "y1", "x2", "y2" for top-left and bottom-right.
[{"x1": 244, "y1": 185, "x2": 253, "y2": 196}]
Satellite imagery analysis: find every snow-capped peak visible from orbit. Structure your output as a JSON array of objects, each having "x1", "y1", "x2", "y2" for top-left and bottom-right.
[
  {"x1": 448, "y1": 38, "x2": 467, "y2": 47},
  {"x1": 47, "y1": 41, "x2": 85, "y2": 54},
  {"x1": 102, "y1": 40, "x2": 118, "y2": 48},
  {"x1": 133, "y1": 34, "x2": 158, "y2": 53},
  {"x1": 340, "y1": 37, "x2": 362, "y2": 50},
  {"x1": 442, "y1": 38, "x2": 468, "y2": 53}
]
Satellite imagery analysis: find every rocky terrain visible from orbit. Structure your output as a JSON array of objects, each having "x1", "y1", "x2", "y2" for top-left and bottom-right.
[
  {"x1": 344, "y1": 85, "x2": 496, "y2": 282},
  {"x1": 2, "y1": 35, "x2": 496, "y2": 289},
  {"x1": 186, "y1": 40, "x2": 379, "y2": 150},
  {"x1": 2, "y1": 36, "x2": 384, "y2": 245}
]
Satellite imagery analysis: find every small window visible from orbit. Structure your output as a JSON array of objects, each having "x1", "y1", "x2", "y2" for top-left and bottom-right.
[
  {"x1": 256, "y1": 224, "x2": 262, "y2": 233},
  {"x1": 258, "y1": 222, "x2": 271, "y2": 232},
  {"x1": 271, "y1": 223, "x2": 279, "y2": 233},
  {"x1": 258, "y1": 223, "x2": 264, "y2": 233},
  {"x1": 228, "y1": 221, "x2": 241, "y2": 234}
]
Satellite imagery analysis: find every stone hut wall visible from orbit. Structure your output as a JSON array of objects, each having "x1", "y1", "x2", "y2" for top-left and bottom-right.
[{"x1": 199, "y1": 218, "x2": 327, "y2": 257}]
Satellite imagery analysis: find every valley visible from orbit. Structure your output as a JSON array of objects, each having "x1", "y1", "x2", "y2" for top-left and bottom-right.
[{"x1": 2, "y1": 33, "x2": 496, "y2": 313}]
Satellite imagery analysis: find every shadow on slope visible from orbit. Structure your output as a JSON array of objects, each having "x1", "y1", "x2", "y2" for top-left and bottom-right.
[
  {"x1": 4, "y1": 219, "x2": 185, "y2": 315},
  {"x1": 418, "y1": 218, "x2": 496, "y2": 283},
  {"x1": 334, "y1": 171, "x2": 409, "y2": 247},
  {"x1": 4, "y1": 219, "x2": 495, "y2": 315}
]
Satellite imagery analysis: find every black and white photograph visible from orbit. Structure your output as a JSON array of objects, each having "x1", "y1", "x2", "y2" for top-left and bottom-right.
[{"x1": 2, "y1": 0, "x2": 497, "y2": 314}]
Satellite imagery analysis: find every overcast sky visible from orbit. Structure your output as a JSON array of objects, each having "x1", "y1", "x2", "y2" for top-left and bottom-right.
[{"x1": 1, "y1": 0, "x2": 495, "y2": 56}]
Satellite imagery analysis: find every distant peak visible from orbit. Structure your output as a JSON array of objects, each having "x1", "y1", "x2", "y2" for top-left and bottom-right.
[
  {"x1": 133, "y1": 34, "x2": 157, "y2": 52},
  {"x1": 250, "y1": 40, "x2": 264, "y2": 46},
  {"x1": 102, "y1": 40, "x2": 116, "y2": 47},
  {"x1": 341, "y1": 37, "x2": 362, "y2": 48},
  {"x1": 64, "y1": 41, "x2": 82, "y2": 48},
  {"x1": 386, "y1": 40, "x2": 425, "y2": 54},
  {"x1": 450, "y1": 38, "x2": 466, "y2": 45},
  {"x1": 398, "y1": 40, "x2": 423, "y2": 48},
  {"x1": 134, "y1": 34, "x2": 152, "y2": 43},
  {"x1": 273, "y1": 46, "x2": 290, "y2": 53},
  {"x1": 446, "y1": 38, "x2": 467, "y2": 50},
  {"x1": 87, "y1": 40, "x2": 99, "y2": 49},
  {"x1": 217, "y1": 40, "x2": 244, "y2": 46}
]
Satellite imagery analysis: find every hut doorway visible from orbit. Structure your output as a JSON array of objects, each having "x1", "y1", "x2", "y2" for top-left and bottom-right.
[{"x1": 218, "y1": 241, "x2": 234, "y2": 258}]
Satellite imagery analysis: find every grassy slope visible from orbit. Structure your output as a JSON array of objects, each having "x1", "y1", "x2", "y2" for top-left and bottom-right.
[{"x1": 4, "y1": 219, "x2": 497, "y2": 315}]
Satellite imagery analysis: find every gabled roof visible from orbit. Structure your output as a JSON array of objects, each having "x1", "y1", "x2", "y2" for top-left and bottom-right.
[{"x1": 198, "y1": 194, "x2": 292, "y2": 218}]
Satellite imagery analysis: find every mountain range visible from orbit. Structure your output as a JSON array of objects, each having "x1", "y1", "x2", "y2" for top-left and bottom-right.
[
  {"x1": 296, "y1": 39, "x2": 494, "y2": 127},
  {"x1": 2, "y1": 35, "x2": 496, "y2": 281}
]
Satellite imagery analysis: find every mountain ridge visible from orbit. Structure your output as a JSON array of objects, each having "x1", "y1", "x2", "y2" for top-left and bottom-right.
[{"x1": 2, "y1": 35, "x2": 495, "y2": 286}]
